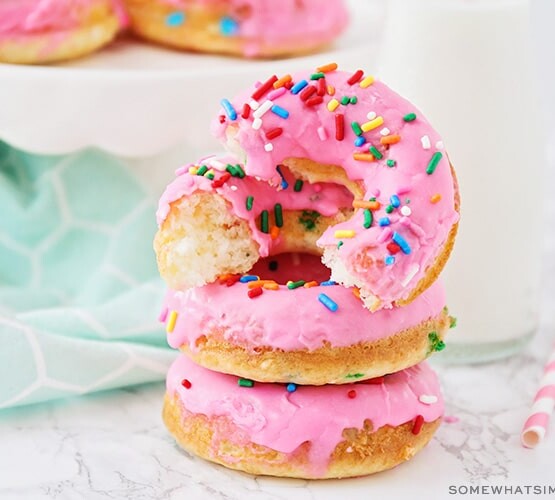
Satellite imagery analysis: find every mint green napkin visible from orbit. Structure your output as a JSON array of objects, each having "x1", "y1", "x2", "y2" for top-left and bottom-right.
[{"x1": 0, "y1": 141, "x2": 175, "y2": 409}]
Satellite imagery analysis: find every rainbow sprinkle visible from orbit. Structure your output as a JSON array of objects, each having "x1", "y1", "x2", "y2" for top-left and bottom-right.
[
  {"x1": 318, "y1": 293, "x2": 338, "y2": 312},
  {"x1": 274, "y1": 203, "x2": 283, "y2": 227},
  {"x1": 392, "y1": 232, "x2": 412, "y2": 254},
  {"x1": 238, "y1": 378, "x2": 254, "y2": 387},
  {"x1": 260, "y1": 210, "x2": 269, "y2": 233},
  {"x1": 166, "y1": 311, "x2": 177, "y2": 333},
  {"x1": 287, "y1": 280, "x2": 305, "y2": 290},
  {"x1": 220, "y1": 99, "x2": 237, "y2": 120},
  {"x1": 271, "y1": 105, "x2": 290, "y2": 119},
  {"x1": 426, "y1": 151, "x2": 443, "y2": 175},
  {"x1": 240, "y1": 275, "x2": 259, "y2": 283},
  {"x1": 363, "y1": 209, "x2": 373, "y2": 228},
  {"x1": 291, "y1": 80, "x2": 308, "y2": 94}
]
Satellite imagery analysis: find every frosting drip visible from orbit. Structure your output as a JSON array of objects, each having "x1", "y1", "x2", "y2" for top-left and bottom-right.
[{"x1": 167, "y1": 355, "x2": 444, "y2": 470}]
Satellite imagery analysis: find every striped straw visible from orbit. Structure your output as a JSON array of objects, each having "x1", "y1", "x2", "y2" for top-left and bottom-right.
[{"x1": 521, "y1": 344, "x2": 555, "y2": 448}]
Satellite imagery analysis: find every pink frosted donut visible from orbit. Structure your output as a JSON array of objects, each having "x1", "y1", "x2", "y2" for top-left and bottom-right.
[
  {"x1": 212, "y1": 65, "x2": 460, "y2": 311},
  {"x1": 123, "y1": 0, "x2": 349, "y2": 58},
  {"x1": 0, "y1": 0, "x2": 127, "y2": 64},
  {"x1": 162, "y1": 253, "x2": 451, "y2": 385},
  {"x1": 164, "y1": 355, "x2": 444, "y2": 479}
]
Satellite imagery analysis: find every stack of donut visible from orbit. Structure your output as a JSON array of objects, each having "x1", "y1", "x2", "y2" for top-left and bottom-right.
[{"x1": 155, "y1": 63, "x2": 460, "y2": 479}]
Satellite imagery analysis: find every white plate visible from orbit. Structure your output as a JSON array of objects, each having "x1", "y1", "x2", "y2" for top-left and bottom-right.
[{"x1": 0, "y1": 0, "x2": 383, "y2": 157}]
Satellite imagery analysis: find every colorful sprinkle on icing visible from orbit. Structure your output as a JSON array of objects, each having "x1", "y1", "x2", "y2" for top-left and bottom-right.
[
  {"x1": 220, "y1": 99, "x2": 237, "y2": 120},
  {"x1": 334, "y1": 229, "x2": 356, "y2": 239},
  {"x1": 412, "y1": 415, "x2": 424, "y2": 435},
  {"x1": 240, "y1": 275, "x2": 259, "y2": 283},
  {"x1": 327, "y1": 99, "x2": 340, "y2": 112},
  {"x1": 363, "y1": 209, "x2": 373, "y2": 228},
  {"x1": 426, "y1": 152, "x2": 443, "y2": 175},
  {"x1": 347, "y1": 69, "x2": 364, "y2": 85},
  {"x1": 166, "y1": 311, "x2": 178, "y2": 333},
  {"x1": 318, "y1": 293, "x2": 338, "y2": 312},
  {"x1": 248, "y1": 287, "x2": 263, "y2": 299},
  {"x1": 392, "y1": 232, "x2": 411, "y2": 254},
  {"x1": 271, "y1": 105, "x2": 290, "y2": 119},
  {"x1": 291, "y1": 80, "x2": 309, "y2": 95},
  {"x1": 287, "y1": 280, "x2": 305, "y2": 290},
  {"x1": 379, "y1": 217, "x2": 391, "y2": 227},
  {"x1": 238, "y1": 378, "x2": 254, "y2": 387},
  {"x1": 260, "y1": 210, "x2": 269, "y2": 233},
  {"x1": 430, "y1": 193, "x2": 442, "y2": 204},
  {"x1": 359, "y1": 75, "x2": 374, "y2": 88},
  {"x1": 274, "y1": 203, "x2": 283, "y2": 227}
]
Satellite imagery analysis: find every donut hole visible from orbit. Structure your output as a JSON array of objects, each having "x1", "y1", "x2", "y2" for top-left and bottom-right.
[{"x1": 248, "y1": 252, "x2": 331, "y2": 284}]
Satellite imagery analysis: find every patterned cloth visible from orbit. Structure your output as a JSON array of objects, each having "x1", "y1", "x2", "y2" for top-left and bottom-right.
[{"x1": 0, "y1": 142, "x2": 175, "y2": 409}]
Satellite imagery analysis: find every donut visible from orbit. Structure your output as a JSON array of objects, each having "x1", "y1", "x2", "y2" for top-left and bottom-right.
[
  {"x1": 122, "y1": 0, "x2": 348, "y2": 58},
  {"x1": 0, "y1": 0, "x2": 127, "y2": 64},
  {"x1": 164, "y1": 355, "x2": 444, "y2": 479},
  {"x1": 161, "y1": 252, "x2": 452, "y2": 385},
  {"x1": 211, "y1": 65, "x2": 460, "y2": 311}
]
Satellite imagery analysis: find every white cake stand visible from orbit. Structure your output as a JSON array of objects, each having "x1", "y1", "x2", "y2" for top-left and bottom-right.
[{"x1": 0, "y1": 0, "x2": 382, "y2": 159}]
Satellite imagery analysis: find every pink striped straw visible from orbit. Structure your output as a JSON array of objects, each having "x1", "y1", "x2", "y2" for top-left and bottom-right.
[{"x1": 521, "y1": 344, "x2": 555, "y2": 448}]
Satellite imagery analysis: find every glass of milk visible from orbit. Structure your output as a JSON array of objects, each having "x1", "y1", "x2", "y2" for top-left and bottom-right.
[{"x1": 378, "y1": 0, "x2": 544, "y2": 361}]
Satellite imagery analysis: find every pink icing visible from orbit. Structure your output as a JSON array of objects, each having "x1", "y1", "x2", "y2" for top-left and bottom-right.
[
  {"x1": 167, "y1": 355, "x2": 444, "y2": 473},
  {"x1": 156, "y1": 154, "x2": 354, "y2": 258},
  {"x1": 0, "y1": 0, "x2": 127, "y2": 36},
  {"x1": 164, "y1": 253, "x2": 446, "y2": 352},
  {"x1": 158, "y1": 0, "x2": 349, "y2": 57},
  {"x1": 211, "y1": 69, "x2": 459, "y2": 307}
]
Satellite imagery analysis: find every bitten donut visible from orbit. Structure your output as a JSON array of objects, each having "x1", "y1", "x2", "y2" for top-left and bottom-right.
[
  {"x1": 155, "y1": 154, "x2": 355, "y2": 290},
  {"x1": 212, "y1": 65, "x2": 460, "y2": 311},
  {"x1": 123, "y1": 0, "x2": 348, "y2": 58},
  {"x1": 164, "y1": 355, "x2": 444, "y2": 479},
  {"x1": 162, "y1": 253, "x2": 452, "y2": 384},
  {"x1": 0, "y1": 0, "x2": 127, "y2": 64}
]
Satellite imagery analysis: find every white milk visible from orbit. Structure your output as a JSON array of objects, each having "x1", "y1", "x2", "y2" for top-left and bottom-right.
[{"x1": 378, "y1": 0, "x2": 544, "y2": 360}]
